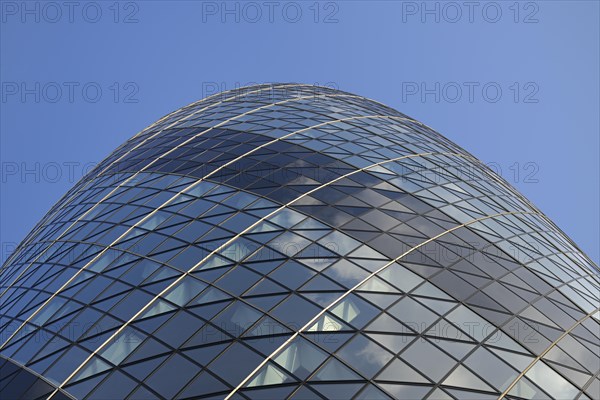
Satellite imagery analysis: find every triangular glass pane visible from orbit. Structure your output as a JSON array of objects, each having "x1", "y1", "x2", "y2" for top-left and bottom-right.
[
  {"x1": 249, "y1": 221, "x2": 280, "y2": 233},
  {"x1": 306, "y1": 313, "x2": 350, "y2": 332},
  {"x1": 244, "y1": 335, "x2": 291, "y2": 357},
  {"x1": 426, "y1": 388, "x2": 454, "y2": 400},
  {"x1": 63, "y1": 372, "x2": 108, "y2": 399},
  {"x1": 485, "y1": 330, "x2": 529, "y2": 354},
  {"x1": 130, "y1": 386, "x2": 159, "y2": 400},
  {"x1": 297, "y1": 257, "x2": 337, "y2": 272},
  {"x1": 311, "y1": 358, "x2": 362, "y2": 381},
  {"x1": 301, "y1": 292, "x2": 343, "y2": 307},
  {"x1": 442, "y1": 365, "x2": 495, "y2": 391},
  {"x1": 241, "y1": 384, "x2": 298, "y2": 400},
  {"x1": 358, "y1": 276, "x2": 399, "y2": 293},
  {"x1": 244, "y1": 294, "x2": 286, "y2": 312},
  {"x1": 247, "y1": 362, "x2": 295, "y2": 387},
  {"x1": 358, "y1": 292, "x2": 397, "y2": 309},
  {"x1": 378, "y1": 263, "x2": 423, "y2": 292},
  {"x1": 212, "y1": 300, "x2": 262, "y2": 333},
  {"x1": 355, "y1": 383, "x2": 392, "y2": 399},
  {"x1": 69, "y1": 356, "x2": 111, "y2": 383},
  {"x1": 196, "y1": 254, "x2": 232, "y2": 271},
  {"x1": 139, "y1": 299, "x2": 176, "y2": 319},
  {"x1": 436, "y1": 340, "x2": 475, "y2": 360},
  {"x1": 347, "y1": 245, "x2": 388, "y2": 260},
  {"x1": 378, "y1": 383, "x2": 432, "y2": 399},
  {"x1": 366, "y1": 313, "x2": 410, "y2": 334},
  {"x1": 330, "y1": 294, "x2": 378, "y2": 329},
  {"x1": 124, "y1": 337, "x2": 170, "y2": 364},
  {"x1": 164, "y1": 277, "x2": 207, "y2": 307},
  {"x1": 98, "y1": 327, "x2": 145, "y2": 366},
  {"x1": 177, "y1": 370, "x2": 229, "y2": 398},
  {"x1": 376, "y1": 358, "x2": 428, "y2": 383},
  {"x1": 304, "y1": 332, "x2": 354, "y2": 353},
  {"x1": 507, "y1": 378, "x2": 545, "y2": 399},
  {"x1": 245, "y1": 278, "x2": 288, "y2": 296},
  {"x1": 182, "y1": 343, "x2": 228, "y2": 367},
  {"x1": 300, "y1": 274, "x2": 345, "y2": 291},
  {"x1": 311, "y1": 383, "x2": 364, "y2": 399},
  {"x1": 244, "y1": 316, "x2": 291, "y2": 337},
  {"x1": 273, "y1": 338, "x2": 327, "y2": 380},
  {"x1": 412, "y1": 281, "x2": 452, "y2": 299},
  {"x1": 365, "y1": 333, "x2": 413, "y2": 354},
  {"x1": 269, "y1": 209, "x2": 306, "y2": 229},
  {"x1": 337, "y1": 333, "x2": 393, "y2": 379},
  {"x1": 122, "y1": 356, "x2": 166, "y2": 382},
  {"x1": 417, "y1": 297, "x2": 456, "y2": 315},
  {"x1": 193, "y1": 286, "x2": 231, "y2": 305}
]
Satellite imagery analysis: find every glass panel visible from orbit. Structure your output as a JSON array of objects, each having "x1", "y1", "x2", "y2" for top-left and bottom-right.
[
  {"x1": 337, "y1": 334, "x2": 392, "y2": 378},
  {"x1": 87, "y1": 371, "x2": 137, "y2": 400},
  {"x1": 400, "y1": 339, "x2": 456, "y2": 381},
  {"x1": 177, "y1": 370, "x2": 229, "y2": 399},
  {"x1": 307, "y1": 314, "x2": 349, "y2": 332},
  {"x1": 269, "y1": 261, "x2": 315, "y2": 290},
  {"x1": 269, "y1": 209, "x2": 306, "y2": 228},
  {"x1": 355, "y1": 384, "x2": 392, "y2": 400},
  {"x1": 378, "y1": 263, "x2": 423, "y2": 292},
  {"x1": 43, "y1": 345, "x2": 89, "y2": 384},
  {"x1": 30, "y1": 297, "x2": 68, "y2": 326},
  {"x1": 146, "y1": 354, "x2": 199, "y2": 399},
  {"x1": 446, "y1": 305, "x2": 491, "y2": 342},
  {"x1": 324, "y1": 259, "x2": 369, "y2": 288},
  {"x1": 271, "y1": 294, "x2": 322, "y2": 328},
  {"x1": 388, "y1": 297, "x2": 439, "y2": 333},
  {"x1": 507, "y1": 377, "x2": 548, "y2": 399},
  {"x1": 376, "y1": 358, "x2": 428, "y2": 383},
  {"x1": 215, "y1": 266, "x2": 262, "y2": 295},
  {"x1": 168, "y1": 246, "x2": 207, "y2": 270},
  {"x1": 442, "y1": 365, "x2": 494, "y2": 391},
  {"x1": 164, "y1": 277, "x2": 206, "y2": 306},
  {"x1": 464, "y1": 347, "x2": 518, "y2": 391},
  {"x1": 319, "y1": 231, "x2": 361, "y2": 256},
  {"x1": 358, "y1": 276, "x2": 398, "y2": 293},
  {"x1": 207, "y1": 342, "x2": 262, "y2": 385},
  {"x1": 525, "y1": 361, "x2": 579, "y2": 399},
  {"x1": 311, "y1": 383, "x2": 364, "y2": 399},
  {"x1": 154, "y1": 311, "x2": 203, "y2": 348},
  {"x1": 247, "y1": 362, "x2": 294, "y2": 387},
  {"x1": 366, "y1": 333, "x2": 413, "y2": 354},
  {"x1": 70, "y1": 356, "x2": 111, "y2": 382},
  {"x1": 330, "y1": 294, "x2": 378, "y2": 329},
  {"x1": 98, "y1": 327, "x2": 146, "y2": 366},
  {"x1": 139, "y1": 299, "x2": 176, "y2": 319},
  {"x1": 193, "y1": 287, "x2": 231, "y2": 305},
  {"x1": 212, "y1": 301, "x2": 262, "y2": 335},
  {"x1": 377, "y1": 383, "x2": 432, "y2": 399},
  {"x1": 312, "y1": 357, "x2": 362, "y2": 381},
  {"x1": 274, "y1": 338, "x2": 327, "y2": 380}
]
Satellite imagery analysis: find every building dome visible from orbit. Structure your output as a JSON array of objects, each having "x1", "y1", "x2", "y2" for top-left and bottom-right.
[{"x1": 1, "y1": 83, "x2": 598, "y2": 400}]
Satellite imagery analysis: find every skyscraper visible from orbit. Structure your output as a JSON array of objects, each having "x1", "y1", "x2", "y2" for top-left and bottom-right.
[{"x1": 1, "y1": 84, "x2": 598, "y2": 400}]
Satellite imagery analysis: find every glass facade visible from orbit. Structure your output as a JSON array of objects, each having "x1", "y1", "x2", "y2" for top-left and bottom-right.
[{"x1": 0, "y1": 83, "x2": 598, "y2": 400}]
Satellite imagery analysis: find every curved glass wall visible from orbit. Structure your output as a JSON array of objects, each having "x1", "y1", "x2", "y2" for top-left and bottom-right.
[{"x1": 0, "y1": 84, "x2": 598, "y2": 400}]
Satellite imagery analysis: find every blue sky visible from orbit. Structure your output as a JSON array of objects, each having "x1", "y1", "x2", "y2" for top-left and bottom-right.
[{"x1": 1, "y1": 1, "x2": 598, "y2": 263}]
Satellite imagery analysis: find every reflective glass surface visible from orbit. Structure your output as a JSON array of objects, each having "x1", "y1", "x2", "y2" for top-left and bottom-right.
[{"x1": 0, "y1": 84, "x2": 598, "y2": 400}]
